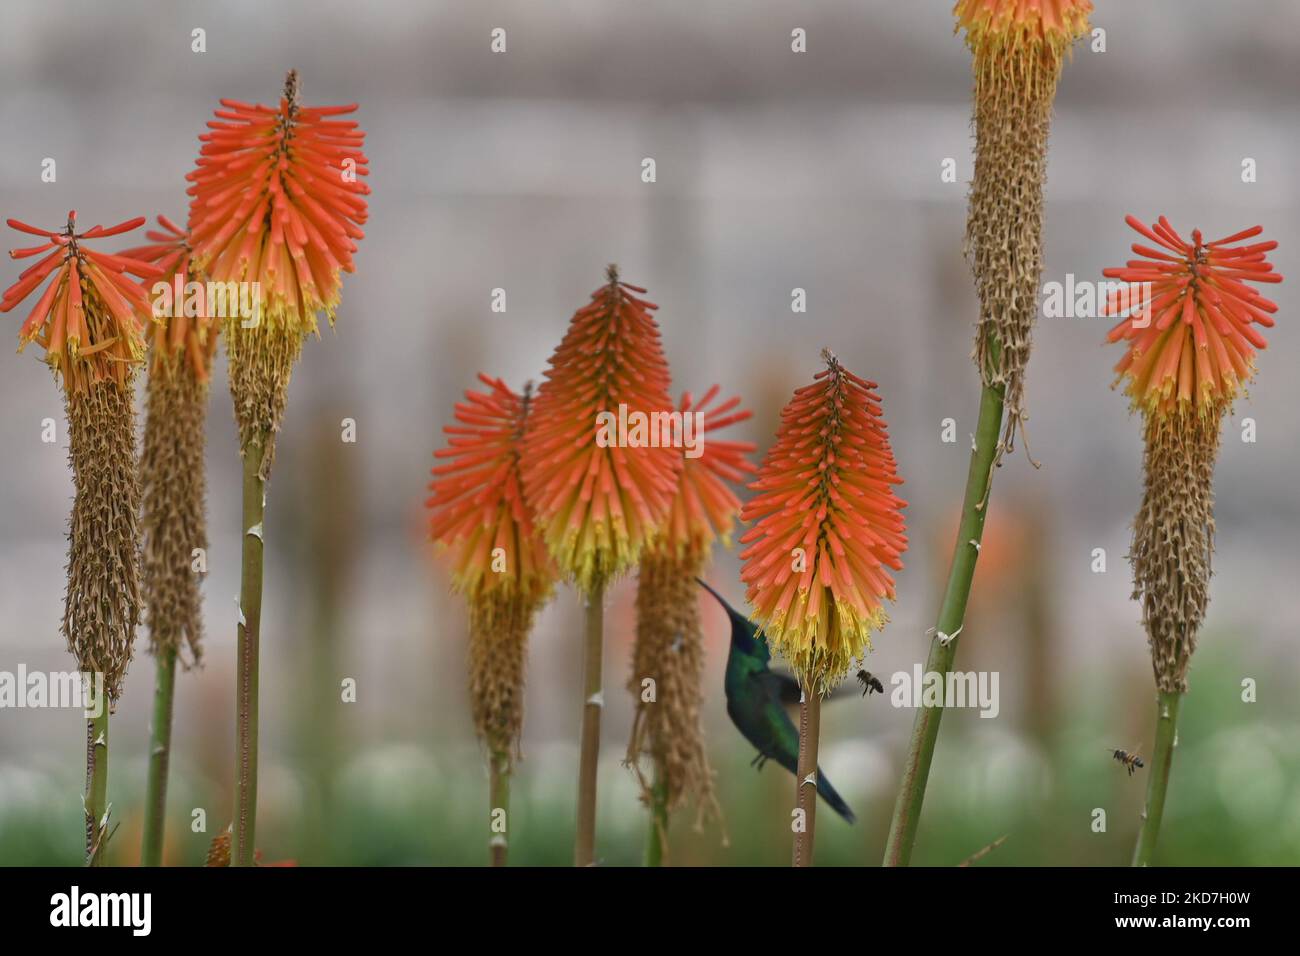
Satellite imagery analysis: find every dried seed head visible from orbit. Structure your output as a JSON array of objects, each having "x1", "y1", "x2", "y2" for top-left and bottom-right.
[
  {"x1": 64, "y1": 382, "x2": 143, "y2": 703},
  {"x1": 627, "y1": 548, "x2": 722, "y2": 832},
  {"x1": 225, "y1": 319, "x2": 301, "y2": 479},
  {"x1": 130, "y1": 217, "x2": 214, "y2": 666},
  {"x1": 959, "y1": 0, "x2": 1090, "y2": 455},
  {"x1": 1131, "y1": 410, "x2": 1221, "y2": 693},
  {"x1": 140, "y1": 362, "x2": 209, "y2": 665},
  {"x1": 467, "y1": 590, "x2": 537, "y2": 761}
]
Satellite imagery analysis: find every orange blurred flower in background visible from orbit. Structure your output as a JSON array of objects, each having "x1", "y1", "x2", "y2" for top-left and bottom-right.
[
  {"x1": 739, "y1": 349, "x2": 907, "y2": 694},
  {"x1": 1104, "y1": 215, "x2": 1282, "y2": 416}
]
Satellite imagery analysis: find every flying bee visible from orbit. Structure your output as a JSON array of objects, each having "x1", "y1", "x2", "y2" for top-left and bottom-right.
[
  {"x1": 1111, "y1": 748, "x2": 1144, "y2": 776},
  {"x1": 856, "y1": 669, "x2": 884, "y2": 697}
]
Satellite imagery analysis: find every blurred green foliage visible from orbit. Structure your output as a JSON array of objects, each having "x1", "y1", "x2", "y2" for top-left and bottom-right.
[{"x1": 2, "y1": 638, "x2": 1296, "y2": 867}]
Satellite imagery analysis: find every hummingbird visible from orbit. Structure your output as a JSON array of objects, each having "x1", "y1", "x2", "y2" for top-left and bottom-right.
[{"x1": 697, "y1": 578, "x2": 856, "y2": 824}]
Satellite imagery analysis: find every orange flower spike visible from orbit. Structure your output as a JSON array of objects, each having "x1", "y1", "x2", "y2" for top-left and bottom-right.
[
  {"x1": 955, "y1": 0, "x2": 1092, "y2": 49},
  {"x1": 739, "y1": 350, "x2": 907, "y2": 694},
  {"x1": 428, "y1": 374, "x2": 556, "y2": 607},
  {"x1": 1103, "y1": 215, "x2": 1283, "y2": 416},
  {"x1": 658, "y1": 386, "x2": 757, "y2": 563},
  {"x1": 186, "y1": 72, "x2": 369, "y2": 335},
  {"x1": 521, "y1": 267, "x2": 681, "y2": 595},
  {"x1": 2, "y1": 211, "x2": 156, "y2": 395},
  {"x1": 120, "y1": 216, "x2": 220, "y2": 381}
]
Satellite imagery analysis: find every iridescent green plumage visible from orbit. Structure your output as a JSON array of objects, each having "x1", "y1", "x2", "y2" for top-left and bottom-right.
[{"x1": 698, "y1": 580, "x2": 855, "y2": 823}]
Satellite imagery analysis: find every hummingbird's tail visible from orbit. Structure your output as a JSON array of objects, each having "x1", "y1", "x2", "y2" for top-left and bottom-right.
[{"x1": 816, "y1": 768, "x2": 856, "y2": 824}]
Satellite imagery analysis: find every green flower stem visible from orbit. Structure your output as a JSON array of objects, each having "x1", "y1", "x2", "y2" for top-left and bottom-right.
[
  {"x1": 489, "y1": 750, "x2": 510, "y2": 867},
  {"x1": 1132, "y1": 690, "x2": 1182, "y2": 866},
  {"x1": 883, "y1": 373, "x2": 1005, "y2": 866},
  {"x1": 85, "y1": 706, "x2": 109, "y2": 866},
  {"x1": 574, "y1": 579, "x2": 605, "y2": 866},
  {"x1": 140, "y1": 646, "x2": 177, "y2": 866},
  {"x1": 233, "y1": 434, "x2": 267, "y2": 867},
  {"x1": 791, "y1": 684, "x2": 822, "y2": 867}
]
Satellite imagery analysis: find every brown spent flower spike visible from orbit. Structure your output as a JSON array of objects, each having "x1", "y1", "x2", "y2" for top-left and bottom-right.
[
  {"x1": 129, "y1": 217, "x2": 214, "y2": 666},
  {"x1": 2, "y1": 211, "x2": 157, "y2": 701},
  {"x1": 957, "y1": 0, "x2": 1092, "y2": 457},
  {"x1": 626, "y1": 388, "x2": 756, "y2": 844},
  {"x1": 1131, "y1": 411, "x2": 1219, "y2": 694}
]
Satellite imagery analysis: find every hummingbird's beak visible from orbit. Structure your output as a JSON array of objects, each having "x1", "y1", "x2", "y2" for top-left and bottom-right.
[{"x1": 695, "y1": 576, "x2": 730, "y2": 613}]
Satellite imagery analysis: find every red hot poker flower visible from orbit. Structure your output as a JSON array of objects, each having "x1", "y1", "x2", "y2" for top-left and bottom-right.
[
  {"x1": 428, "y1": 374, "x2": 555, "y2": 609},
  {"x1": 186, "y1": 72, "x2": 369, "y2": 334},
  {"x1": 1104, "y1": 215, "x2": 1282, "y2": 415},
  {"x1": 120, "y1": 216, "x2": 219, "y2": 382},
  {"x1": 657, "y1": 386, "x2": 756, "y2": 564},
  {"x1": 521, "y1": 267, "x2": 681, "y2": 595},
  {"x1": 2, "y1": 211, "x2": 158, "y2": 395},
  {"x1": 956, "y1": 0, "x2": 1093, "y2": 51},
  {"x1": 429, "y1": 374, "x2": 557, "y2": 765},
  {"x1": 739, "y1": 350, "x2": 908, "y2": 693}
]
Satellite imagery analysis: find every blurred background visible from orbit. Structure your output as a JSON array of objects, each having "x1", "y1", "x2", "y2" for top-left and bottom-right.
[{"x1": 1, "y1": 1, "x2": 1298, "y2": 866}]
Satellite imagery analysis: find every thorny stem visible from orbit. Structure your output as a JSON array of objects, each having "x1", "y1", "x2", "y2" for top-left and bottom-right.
[
  {"x1": 84, "y1": 706, "x2": 109, "y2": 866},
  {"x1": 1132, "y1": 690, "x2": 1182, "y2": 867},
  {"x1": 141, "y1": 646, "x2": 177, "y2": 866},
  {"x1": 644, "y1": 760, "x2": 669, "y2": 867},
  {"x1": 574, "y1": 579, "x2": 605, "y2": 866},
  {"x1": 883, "y1": 370, "x2": 1006, "y2": 866},
  {"x1": 233, "y1": 434, "x2": 268, "y2": 867},
  {"x1": 489, "y1": 750, "x2": 510, "y2": 867},
  {"x1": 791, "y1": 684, "x2": 822, "y2": 867}
]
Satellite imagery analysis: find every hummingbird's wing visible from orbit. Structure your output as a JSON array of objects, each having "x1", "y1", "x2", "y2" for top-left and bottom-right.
[
  {"x1": 761, "y1": 670, "x2": 863, "y2": 707},
  {"x1": 759, "y1": 670, "x2": 802, "y2": 707}
]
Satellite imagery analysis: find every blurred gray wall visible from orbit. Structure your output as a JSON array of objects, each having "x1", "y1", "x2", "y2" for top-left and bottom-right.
[{"x1": 1, "y1": 1, "x2": 1297, "y2": 855}]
